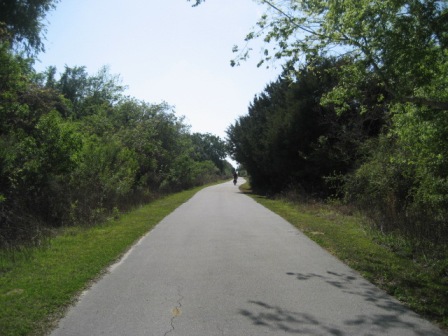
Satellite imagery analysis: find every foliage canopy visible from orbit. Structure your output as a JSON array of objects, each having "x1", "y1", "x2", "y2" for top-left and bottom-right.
[
  {"x1": 219, "y1": 0, "x2": 448, "y2": 242},
  {"x1": 0, "y1": 0, "x2": 60, "y2": 54},
  {"x1": 0, "y1": 45, "x2": 232, "y2": 246},
  {"x1": 192, "y1": 0, "x2": 447, "y2": 111}
]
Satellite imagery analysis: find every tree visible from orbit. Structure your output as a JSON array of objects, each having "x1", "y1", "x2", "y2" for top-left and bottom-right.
[
  {"x1": 57, "y1": 65, "x2": 89, "y2": 112},
  {"x1": 190, "y1": 133, "x2": 227, "y2": 172},
  {"x1": 226, "y1": 58, "x2": 387, "y2": 194},
  {"x1": 55, "y1": 65, "x2": 125, "y2": 118},
  {"x1": 190, "y1": 0, "x2": 447, "y2": 111},
  {"x1": 0, "y1": 0, "x2": 60, "y2": 54},
  {"x1": 0, "y1": 41, "x2": 83, "y2": 238},
  {"x1": 1, "y1": 37, "x2": 228, "y2": 245}
]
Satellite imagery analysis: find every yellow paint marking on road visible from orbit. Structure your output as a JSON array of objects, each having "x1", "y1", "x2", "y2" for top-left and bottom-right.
[{"x1": 172, "y1": 307, "x2": 182, "y2": 316}]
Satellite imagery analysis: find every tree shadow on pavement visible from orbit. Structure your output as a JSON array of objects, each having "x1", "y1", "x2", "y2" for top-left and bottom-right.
[
  {"x1": 240, "y1": 300, "x2": 344, "y2": 335},
  {"x1": 239, "y1": 271, "x2": 445, "y2": 336}
]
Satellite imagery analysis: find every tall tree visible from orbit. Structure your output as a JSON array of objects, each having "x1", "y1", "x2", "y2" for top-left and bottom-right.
[
  {"x1": 226, "y1": 58, "x2": 386, "y2": 194},
  {"x1": 190, "y1": 0, "x2": 447, "y2": 111},
  {"x1": 0, "y1": 0, "x2": 60, "y2": 54},
  {"x1": 190, "y1": 133, "x2": 227, "y2": 172},
  {"x1": 55, "y1": 65, "x2": 125, "y2": 118}
]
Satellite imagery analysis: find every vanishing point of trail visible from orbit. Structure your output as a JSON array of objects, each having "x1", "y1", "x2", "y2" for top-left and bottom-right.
[{"x1": 51, "y1": 180, "x2": 445, "y2": 336}]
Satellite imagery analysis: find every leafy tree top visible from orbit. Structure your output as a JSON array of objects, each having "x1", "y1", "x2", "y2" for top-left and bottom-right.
[
  {"x1": 0, "y1": 0, "x2": 60, "y2": 54},
  {"x1": 190, "y1": 0, "x2": 448, "y2": 111}
]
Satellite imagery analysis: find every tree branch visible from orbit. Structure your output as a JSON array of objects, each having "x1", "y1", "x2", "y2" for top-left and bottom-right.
[
  {"x1": 400, "y1": 97, "x2": 448, "y2": 111},
  {"x1": 261, "y1": 0, "x2": 324, "y2": 37}
]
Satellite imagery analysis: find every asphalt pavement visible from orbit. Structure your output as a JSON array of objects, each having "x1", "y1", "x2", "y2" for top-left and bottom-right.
[{"x1": 51, "y1": 179, "x2": 446, "y2": 336}]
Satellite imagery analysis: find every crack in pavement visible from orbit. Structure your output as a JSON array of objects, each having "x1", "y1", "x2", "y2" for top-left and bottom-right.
[{"x1": 163, "y1": 288, "x2": 184, "y2": 336}]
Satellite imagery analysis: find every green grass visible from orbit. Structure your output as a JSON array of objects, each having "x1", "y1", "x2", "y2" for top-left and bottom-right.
[
  {"x1": 2, "y1": 181, "x2": 447, "y2": 334},
  {"x1": 0, "y1": 185, "x2": 207, "y2": 336},
  {"x1": 241, "y1": 184, "x2": 448, "y2": 331}
]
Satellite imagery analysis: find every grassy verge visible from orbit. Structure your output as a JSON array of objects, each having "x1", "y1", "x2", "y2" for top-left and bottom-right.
[
  {"x1": 240, "y1": 184, "x2": 448, "y2": 331},
  {"x1": 0, "y1": 184, "x2": 209, "y2": 336}
]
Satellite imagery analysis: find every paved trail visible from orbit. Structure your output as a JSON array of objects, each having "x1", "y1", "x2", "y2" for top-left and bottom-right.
[{"x1": 51, "y1": 180, "x2": 445, "y2": 336}]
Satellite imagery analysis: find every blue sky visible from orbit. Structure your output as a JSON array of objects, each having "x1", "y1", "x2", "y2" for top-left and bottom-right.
[{"x1": 35, "y1": 0, "x2": 281, "y2": 139}]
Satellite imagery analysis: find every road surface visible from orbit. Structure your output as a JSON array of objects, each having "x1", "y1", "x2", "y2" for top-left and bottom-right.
[{"x1": 51, "y1": 180, "x2": 446, "y2": 336}]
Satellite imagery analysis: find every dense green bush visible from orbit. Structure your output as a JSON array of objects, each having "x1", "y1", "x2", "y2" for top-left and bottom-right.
[
  {"x1": 227, "y1": 55, "x2": 447, "y2": 243},
  {"x1": 345, "y1": 103, "x2": 448, "y2": 242},
  {"x1": 227, "y1": 59, "x2": 386, "y2": 196},
  {"x1": 222, "y1": 0, "x2": 447, "y2": 244},
  {"x1": 0, "y1": 42, "x2": 231, "y2": 247}
]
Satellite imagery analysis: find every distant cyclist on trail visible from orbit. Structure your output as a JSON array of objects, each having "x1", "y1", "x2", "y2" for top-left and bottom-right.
[{"x1": 233, "y1": 170, "x2": 238, "y2": 185}]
